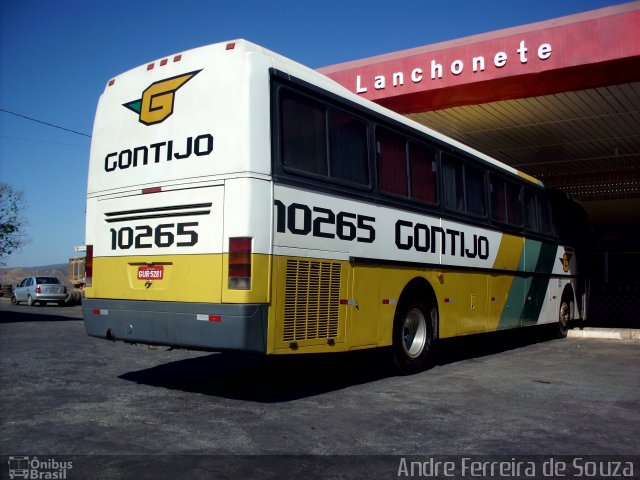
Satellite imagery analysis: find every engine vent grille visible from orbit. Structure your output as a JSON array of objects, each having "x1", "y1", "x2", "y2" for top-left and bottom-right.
[{"x1": 283, "y1": 259, "x2": 341, "y2": 342}]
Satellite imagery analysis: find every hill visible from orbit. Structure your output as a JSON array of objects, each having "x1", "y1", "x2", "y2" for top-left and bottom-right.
[{"x1": 0, "y1": 263, "x2": 69, "y2": 290}]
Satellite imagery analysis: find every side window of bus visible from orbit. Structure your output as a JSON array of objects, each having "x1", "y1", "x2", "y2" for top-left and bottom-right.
[
  {"x1": 465, "y1": 163, "x2": 486, "y2": 216},
  {"x1": 281, "y1": 93, "x2": 327, "y2": 176},
  {"x1": 443, "y1": 153, "x2": 486, "y2": 216},
  {"x1": 442, "y1": 154, "x2": 464, "y2": 212},
  {"x1": 280, "y1": 90, "x2": 369, "y2": 186},
  {"x1": 492, "y1": 175, "x2": 524, "y2": 227},
  {"x1": 538, "y1": 194, "x2": 551, "y2": 234},
  {"x1": 328, "y1": 109, "x2": 369, "y2": 185},
  {"x1": 490, "y1": 175, "x2": 506, "y2": 223},
  {"x1": 524, "y1": 189, "x2": 538, "y2": 232},
  {"x1": 524, "y1": 189, "x2": 553, "y2": 235},
  {"x1": 506, "y1": 181, "x2": 523, "y2": 226},
  {"x1": 377, "y1": 127, "x2": 408, "y2": 197},
  {"x1": 409, "y1": 142, "x2": 437, "y2": 204}
]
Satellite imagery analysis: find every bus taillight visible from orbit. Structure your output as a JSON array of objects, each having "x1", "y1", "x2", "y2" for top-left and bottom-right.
[
  {"x1": 85, "y1": 245, "x2": 93, "y2": 287},
  {"x1": 228, "y1": 237, "x2": 252, "y2": 290}
]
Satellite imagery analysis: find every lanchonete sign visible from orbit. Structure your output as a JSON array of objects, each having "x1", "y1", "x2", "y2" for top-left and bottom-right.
[{"x1": 353, "y1": 40, "x2": 552, "y2": 94}]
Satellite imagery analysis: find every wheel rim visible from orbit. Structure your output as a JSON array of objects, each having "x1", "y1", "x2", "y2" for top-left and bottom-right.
[
  {"x1": 559, "y1": 301, "x2": 570, "y2": 331},
  {"x1": 401, "y1": 308, "x2": 427, "y2": 358}
]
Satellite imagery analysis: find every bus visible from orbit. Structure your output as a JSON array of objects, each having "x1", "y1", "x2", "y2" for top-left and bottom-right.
[{"x1": 83, "y1": 39, "x2": 588, "y2": 373}]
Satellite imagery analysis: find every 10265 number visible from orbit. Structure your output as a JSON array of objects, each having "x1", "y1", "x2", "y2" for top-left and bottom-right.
[
  {"x1": 274, "y1": 200, "x2": 375, "y2": 243},
  {"x1": 110, "y1": 222, "x2": 199, "y2": 250}
]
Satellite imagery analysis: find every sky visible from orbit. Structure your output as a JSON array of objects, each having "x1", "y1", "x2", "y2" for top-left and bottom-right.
[{"x1": 0, "y1": 0, "x2": 627, "y2": 267}]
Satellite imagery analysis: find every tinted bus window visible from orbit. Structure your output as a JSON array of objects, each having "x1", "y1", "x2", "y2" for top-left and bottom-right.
[
  {"x1": 377, "y1": 128, "x2": 408, "y2": 197},
  {"x1": 328, "y1": 110, "x2": 368, "y2": 185},
  {"x1": 409, "y1": 142, "x2": 437, "y2": 204},
  {"x1": 490, "y1": 175, "x2": 506, "y2": 223},
  {"x1": 442, "y1": 154, "x2": 464, "y2": 212},
  {"x1": 443, "y1": 154, "x2": 486, "y2": 216},
  {"x1": 524, "y1": 189, "x2": 538, "y2": 231},
  {"x1": 506, "y1": 181, "x2": 523, "y2": 226},
  {"x1": 465, "y1": 164, "x2": 486, "y2": 216},
  {"x1": 281, "y1": 94, "x2": 326, "y2": 176},
  {"x1": 280, "y1": 91, "x2": 369, "y2": 186},
  {"x1": 538, "y1": 195, "x2": 551, "y2": 234},
  {"x1": 491, "y1": 175, "x2": 523, "y2": 227}
]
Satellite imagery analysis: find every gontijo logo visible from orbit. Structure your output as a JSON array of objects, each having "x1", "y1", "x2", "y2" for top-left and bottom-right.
[{"x1": 123, "y1": 70, "x2": 201, "y2": 125}]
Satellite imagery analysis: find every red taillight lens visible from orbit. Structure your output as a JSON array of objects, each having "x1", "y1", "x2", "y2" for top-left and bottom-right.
[
  {"x1": 36, "y1": 286, "x2": 41, "y2": 294},
  {"x1": 85, "y1": 245, "x2": 93, "y2": 287},
  {"x1": 228, "y1": 237, "x2": 251, "y2": 290}
]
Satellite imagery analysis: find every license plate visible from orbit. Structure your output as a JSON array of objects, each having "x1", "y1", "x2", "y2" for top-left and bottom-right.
[{"x1": 137, "y1": 266, "x2": 164, "y2": 280}]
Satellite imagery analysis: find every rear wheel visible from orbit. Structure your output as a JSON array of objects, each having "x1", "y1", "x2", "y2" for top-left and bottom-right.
[
  {"x1": 27, "y1": 295, "x2": 35, "y2": 306},
  {"x1": 558, "y1": 298, "x2": 572, "y2": 338},
  {"x1": 11, "y1": 295, "x2": 18, "y2": 305},
  {"x1": 393, "y1": 299, "x2": 436, "y2": 374}
]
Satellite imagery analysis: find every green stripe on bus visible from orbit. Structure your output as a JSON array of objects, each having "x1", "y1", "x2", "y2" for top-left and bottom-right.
[
  {"x1": 497, "y1": 240, "x2": 558, "y2": 329},
  {"x1": 497, "y1": 242, "x2": 527, "y2": 330},
  {"x1": 521, "y1": 242, "x2": 558, "y2": 325}
]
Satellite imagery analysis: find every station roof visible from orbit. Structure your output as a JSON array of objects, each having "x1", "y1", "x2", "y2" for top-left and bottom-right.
[{"x1": 318, "y1": 2, "x2": 640, "y2": 224}]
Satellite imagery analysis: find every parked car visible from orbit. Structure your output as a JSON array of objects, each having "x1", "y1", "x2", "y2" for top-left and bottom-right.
[{"x1": 11, "y1": 276, "x2": 67, "y2": 306}]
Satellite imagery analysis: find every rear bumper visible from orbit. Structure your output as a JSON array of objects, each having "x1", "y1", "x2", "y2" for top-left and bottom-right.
[
  {"x1": 35, "y1": 294, "x2": 66, "y2": 302},
  {"x1": 83, "y1": 298, "x2": 268, "y2": 353}
]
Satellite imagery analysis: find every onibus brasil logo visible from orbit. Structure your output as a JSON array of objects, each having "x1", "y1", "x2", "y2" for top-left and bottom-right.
[
  {"x1": 8, "y1": 456, "x2": 73, "y2": 479},
  {"x1": 123, "y1": 70, "x2": 201, "y2": 125}
]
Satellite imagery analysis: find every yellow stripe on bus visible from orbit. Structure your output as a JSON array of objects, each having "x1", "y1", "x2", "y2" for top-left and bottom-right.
[
  {"x1": 86, "y1": 253, "x2": 270, "y2": 304},
  {"x1": 516, "y1": 170, "x2": 544, "y2": 186}
]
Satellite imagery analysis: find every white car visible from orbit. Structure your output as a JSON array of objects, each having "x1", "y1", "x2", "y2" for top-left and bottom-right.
[{"x1": 11, "y1": 276, "x2": 67, "y2": 306}]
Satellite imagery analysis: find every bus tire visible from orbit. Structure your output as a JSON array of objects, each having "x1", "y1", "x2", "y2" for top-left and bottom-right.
[
  {"x1": 557, "y1": 291, "x2": 573, "y2": 339},
  {"x1": 392, "y1": 297, "x2": 436, "y2": 374}
]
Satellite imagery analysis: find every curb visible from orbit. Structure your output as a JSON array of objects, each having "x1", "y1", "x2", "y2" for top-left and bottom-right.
[{"x1": 568, "y1": 328, "x2": 640, "y2": 340}]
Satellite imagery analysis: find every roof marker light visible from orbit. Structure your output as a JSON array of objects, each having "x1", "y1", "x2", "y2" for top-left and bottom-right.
[
  {"x1": 142, "y1": 187, "x2": 162, "y2": 194},
  {"x1": 108, "y1": 79, "x2": 115, "y2": 87},
  {"x1": 147, "y1": 63, "x2": 154, "y2": 71},
  {"x1": 173, "y1": 55, "x2": 182, "y2": 62},
  {"x1": 226, "y1": 42, "x2": 236, "y2": 50},
  {"x1": 160, "y1": 59, "x2": 168, "y2": 66}
]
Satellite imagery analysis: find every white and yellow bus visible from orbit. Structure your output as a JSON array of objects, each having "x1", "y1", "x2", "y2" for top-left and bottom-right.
[{"x1": 83, "y1": 40, "x2": 588, "y2": 372}]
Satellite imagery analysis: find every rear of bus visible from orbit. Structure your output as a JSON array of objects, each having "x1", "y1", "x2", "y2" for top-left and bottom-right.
[{"x1": 83, "y1": 41, "x2": 273, "y2": 353}]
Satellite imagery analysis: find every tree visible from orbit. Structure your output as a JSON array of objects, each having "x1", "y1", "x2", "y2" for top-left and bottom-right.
[{"x1": 0, "y1": 183, "x2": 29, "y2": 265}]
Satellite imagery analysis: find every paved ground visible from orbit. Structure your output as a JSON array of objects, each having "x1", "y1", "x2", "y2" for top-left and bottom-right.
[{"x1": 0, "y1": 298, "x2": 638, "y2": 478}]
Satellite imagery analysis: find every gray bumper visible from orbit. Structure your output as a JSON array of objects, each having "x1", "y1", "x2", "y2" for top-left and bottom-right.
[{"x1": 83, "y1": 298, "x2": 268, "y2": 353}]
